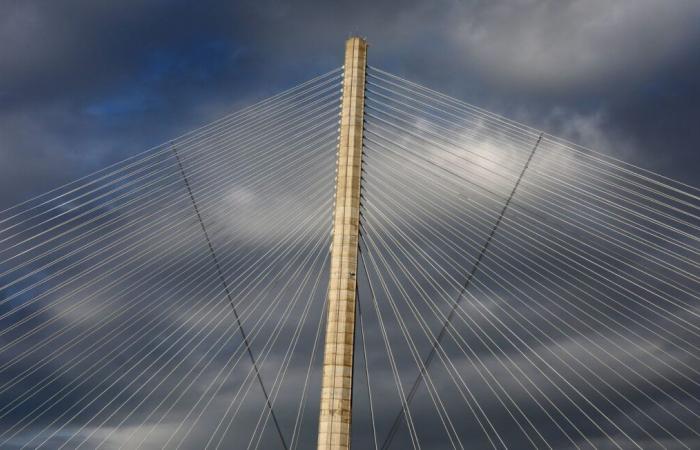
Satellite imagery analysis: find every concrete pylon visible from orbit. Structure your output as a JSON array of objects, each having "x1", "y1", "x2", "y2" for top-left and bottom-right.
[{"x1": 317, "y1": 36, "x2": 368, "y2": 450}]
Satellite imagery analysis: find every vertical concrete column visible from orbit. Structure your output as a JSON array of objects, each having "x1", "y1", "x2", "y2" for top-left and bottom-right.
[{"x1": 317, "y1": 36, "x2": 368, "y2": 450}]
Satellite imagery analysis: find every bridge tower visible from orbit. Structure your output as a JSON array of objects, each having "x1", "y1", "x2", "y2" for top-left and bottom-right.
[{"x1": 317, "y1": 36, "x2": 368, "y2": 450}]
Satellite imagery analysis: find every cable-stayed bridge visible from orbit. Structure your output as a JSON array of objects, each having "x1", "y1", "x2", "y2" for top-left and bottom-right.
[{"x1": 0, "y1": 37, "x2": 698, "y2": 449}]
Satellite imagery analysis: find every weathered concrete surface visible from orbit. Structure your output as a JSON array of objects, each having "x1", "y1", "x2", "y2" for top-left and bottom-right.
[{"x1": 317, "y1": 36, "x2": 367, "y2": 450}]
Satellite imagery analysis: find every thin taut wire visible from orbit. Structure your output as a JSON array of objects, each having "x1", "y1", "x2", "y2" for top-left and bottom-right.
[
  {"x1": 380, "y1": 133, "x2": 543, "y2": 449},
  {"x1": 172, "y1": 144, "x2": 289, "y2": 450}
]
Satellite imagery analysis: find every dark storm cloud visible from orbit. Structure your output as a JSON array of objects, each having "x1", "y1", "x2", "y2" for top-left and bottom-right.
[
  {"x1": 3, "y1": 0, "x2": 700, "y2": 203},
  {"x1": 0, "y1": 1, "x2": 237, "y2": 102},
  {"x1": 1, "y1": 0, "x2": 699, "y2": 448}
]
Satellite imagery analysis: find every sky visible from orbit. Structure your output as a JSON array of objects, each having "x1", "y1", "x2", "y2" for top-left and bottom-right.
[
  {"x1": 1, "y1": 0, "x2": 700, "y2": 449},
  {"x1": 2, "y1": 0, "x2": 700, "y2": 205}
]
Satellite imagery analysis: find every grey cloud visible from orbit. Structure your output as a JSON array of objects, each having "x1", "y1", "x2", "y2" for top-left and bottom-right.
[
  {"x1": 446, "y1": 0, "x2": 700, "y2": 90},
  {"x1": 1, "y1": 1, "x2": 699, "y2": 448}
]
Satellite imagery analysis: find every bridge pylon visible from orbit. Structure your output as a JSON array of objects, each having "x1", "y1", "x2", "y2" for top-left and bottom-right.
[{"x1": 317, "y1": 36, "x2": 368, "y2": 450}]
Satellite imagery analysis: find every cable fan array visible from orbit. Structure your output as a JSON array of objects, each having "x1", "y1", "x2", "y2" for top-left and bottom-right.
[
  {"x1": 354, "y1": 67, "x2": 700, "y2": 450},
  {"x1": 0, "y1": 63, "x2": 698, "y2": 450},
  {"x1": 0, "y1": 69, "x2": 340, "y2": 449}
]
